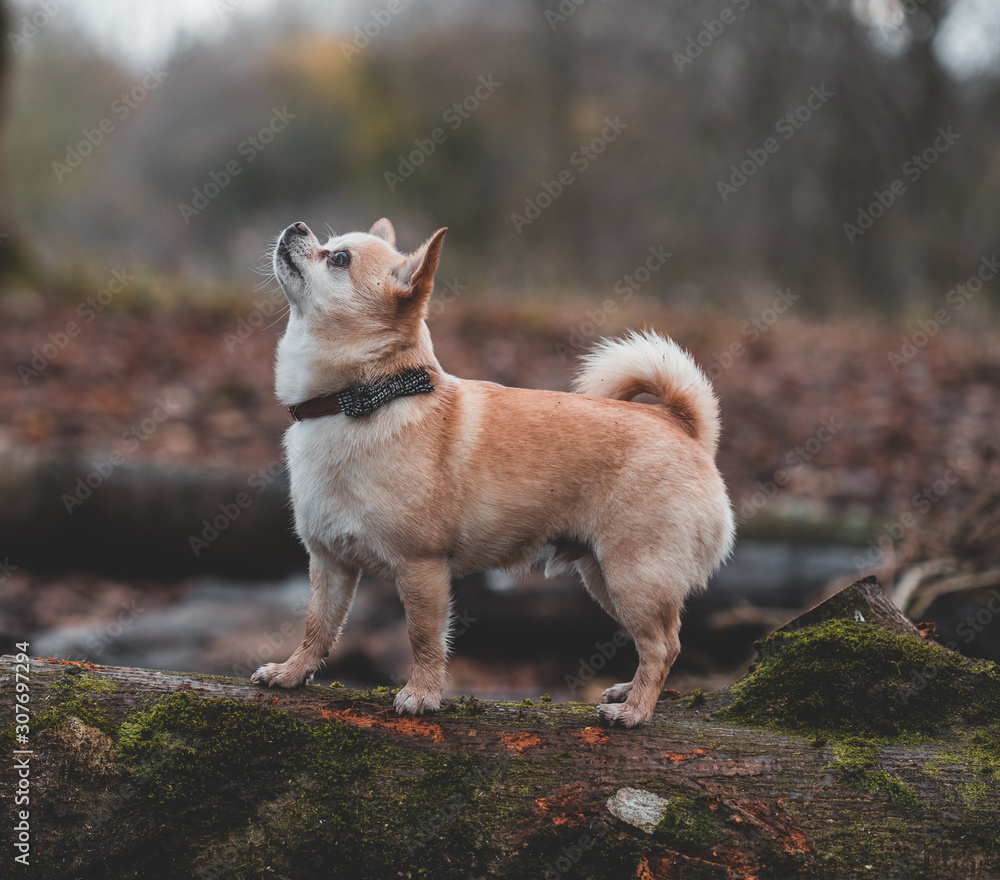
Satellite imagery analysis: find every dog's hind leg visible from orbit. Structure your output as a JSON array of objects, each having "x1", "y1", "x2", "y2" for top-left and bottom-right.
[
  {"x1": 394, "y1": 558, "x2": 452, "y2": 716},
  {"x1": 252, "y1": 552, "x2": 360, "y2": 689},
  {"x1": 597, "y1": 600, "x2": 681, "y2": 728},
  {"x1": 575, "y1": 553, "x2": 634, "y2": 704},
  {"x1": 589, "y1": 550, "x2": 687, "y2": 727}
]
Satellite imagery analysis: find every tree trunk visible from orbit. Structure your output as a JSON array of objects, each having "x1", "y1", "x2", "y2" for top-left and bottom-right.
[
  {"x1": 3, "y1": 579, "x2": 999, "y2": 879},
  {"x1": 0, "y1": 0, "x2": 30, "y2": 279}
]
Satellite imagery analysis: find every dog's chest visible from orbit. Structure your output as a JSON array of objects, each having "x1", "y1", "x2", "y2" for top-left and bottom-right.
[{"x1": 283, "y1": 418, "x2": 416, "y2": 548}]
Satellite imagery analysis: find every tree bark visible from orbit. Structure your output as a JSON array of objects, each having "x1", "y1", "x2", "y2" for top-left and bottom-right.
[{"x1": 2, "y1": 580, "x2": 999, "y2": 879}]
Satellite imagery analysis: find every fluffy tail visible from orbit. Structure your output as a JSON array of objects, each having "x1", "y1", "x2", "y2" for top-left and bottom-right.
[{"x1": 572, "y1": 330, "x2": 721, "y2": 450}]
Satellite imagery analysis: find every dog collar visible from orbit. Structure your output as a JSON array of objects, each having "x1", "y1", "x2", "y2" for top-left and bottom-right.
[{"x1": 287, "y1": 367, "x2": 435, "y2": 421}]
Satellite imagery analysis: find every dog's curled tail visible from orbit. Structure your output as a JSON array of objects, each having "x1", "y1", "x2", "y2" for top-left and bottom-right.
[{"x1": 572, "y1": 330, "x2": 721, "y2": 450}]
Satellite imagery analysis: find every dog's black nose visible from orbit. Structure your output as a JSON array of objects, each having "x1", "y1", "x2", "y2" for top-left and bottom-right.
[{"x1": 288, "y1": 221, "x2": 309, "y2": 236}]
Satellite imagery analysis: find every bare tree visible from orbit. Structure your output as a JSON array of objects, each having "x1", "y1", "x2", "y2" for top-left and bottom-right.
[{"x1": 0, "y1": 0, "x2": 28, "y2": 278}]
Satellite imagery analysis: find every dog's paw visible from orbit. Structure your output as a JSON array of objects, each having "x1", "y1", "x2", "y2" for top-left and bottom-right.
[
  {"x1": 393, "y1": 684, "x2": 442, "y2": 716},
  {"x1": 597, "y1": 702, "x2": 648, "y2": 728},
  {"x1": 251, "y1": 662, "x2": 313, "y2": 689},
  {"x1": 601, "y1": 681, "x2": 633, "y2": 703}
]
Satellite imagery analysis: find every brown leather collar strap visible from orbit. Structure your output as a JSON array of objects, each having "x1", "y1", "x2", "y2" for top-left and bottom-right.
[
  {"x1": 287, "y1": 394, "x2": 343, "y2": 422},
  {"x1": 288, "y1": 367, "x2": 434, "y2": 422}
]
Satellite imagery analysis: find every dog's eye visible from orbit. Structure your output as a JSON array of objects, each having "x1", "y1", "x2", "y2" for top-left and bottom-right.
[{"x1": 327, "y1": 250, "x2": 351, "y2": 268}]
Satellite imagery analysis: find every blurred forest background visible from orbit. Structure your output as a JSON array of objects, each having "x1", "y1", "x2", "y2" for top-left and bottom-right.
[
  {"x1": 2, "y1": 0, "x2": 1000, "y2": 311},
  {"x1": 2, "y1": 0, "x2": 1000, "y2": 697}
]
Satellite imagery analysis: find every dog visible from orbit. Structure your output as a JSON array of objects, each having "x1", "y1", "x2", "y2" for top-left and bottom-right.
[{"x1": 251, "y1": 218, "x2": 735, "y2": 727}]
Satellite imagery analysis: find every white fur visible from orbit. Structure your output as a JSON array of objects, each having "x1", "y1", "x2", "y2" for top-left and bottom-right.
[{"x1": 573, "y1": 329, "x2": 721, "y2": 451}]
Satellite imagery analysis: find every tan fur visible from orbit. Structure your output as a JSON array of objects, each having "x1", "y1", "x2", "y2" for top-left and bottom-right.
[{"x1": 252, "y1": 219, "x2": 735, "y2": 727}]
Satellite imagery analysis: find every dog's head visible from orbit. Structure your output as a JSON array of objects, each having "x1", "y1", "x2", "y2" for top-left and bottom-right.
[
  {"x1": 272, "y1": 219, "x2": 446, "y2": 397},
  {"x1": 274, "y1": 218, "x2": 446, "y2": 321}
]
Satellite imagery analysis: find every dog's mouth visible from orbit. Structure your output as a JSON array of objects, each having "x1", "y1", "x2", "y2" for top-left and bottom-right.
[
  {"x1": 275, "y1": 221, "x2": 314, "y2": 282},
  {"x1": 277, "y1": 237, "x2": 302, "y2": 280}
]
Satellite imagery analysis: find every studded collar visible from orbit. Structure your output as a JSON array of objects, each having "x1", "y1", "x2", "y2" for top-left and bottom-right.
[{"x1": 287, "y1": 367, "x2": 435, "y2": 421}]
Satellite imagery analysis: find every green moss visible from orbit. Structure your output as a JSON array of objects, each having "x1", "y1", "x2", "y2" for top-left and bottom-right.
[
  {"x1": 117, "y1": 691, "x2": 309, "y2": 829},
  {"x1": 838, "y1": 770, "x2": 921, "y2": 810},
  {"x1": 687, "y1": 688, "x2": 706, "y2": 708},
  {"x1": 960, "y1": 780, "x2": 991, "y2": 804},
  {"x1": 820, "y1": 822, "x2": 901, "y2": 877},
  {"x1": 34, "y1": 671, "x2": 119, "y2": 737},
  {"x1": 565, "y1": 702, "x2": 597, "y2": 714},
  {"x1": 110, "y1": 690, "x2": 518, "y2": 876},
  {"x1": 824, "y1": 736, "x2": 921, "y2": 810},
  {"x1": 827, "y1": 736, "x2": 884, "y2": 772},
  {"x1": 654, "y1": 796, "x2": 724, "y2": 852},
  {"x1": 445, "y1": 694, "x2": 483, "y2": 716},
  {"x1": 715, "y1": 619, "x2": 1000, "y2": 740},
  {"x1": 968, "y1": 723, "x2": 1000, "y2": 779},
  {"x1": 941, "y1": 797, "x2": 1000, "y2": 853}
]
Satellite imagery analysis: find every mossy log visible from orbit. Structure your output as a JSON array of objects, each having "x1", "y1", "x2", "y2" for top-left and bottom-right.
[{"x1": 2, "y1": 579, "x2": 999, "y2": 880}]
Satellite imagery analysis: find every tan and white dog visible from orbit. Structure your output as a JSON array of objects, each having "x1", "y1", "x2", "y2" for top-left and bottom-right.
[{"x1": 252, "y1": 219, "x2": 735, "y2": 727}]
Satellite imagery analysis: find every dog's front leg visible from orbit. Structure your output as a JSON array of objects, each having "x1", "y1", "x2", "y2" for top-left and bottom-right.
[
  {"x1": 252, "y1": 552, "x2": 360, "y2": 688},
  {"x1": 394, "y1": 558, "x2": 451, "y2": 716}
]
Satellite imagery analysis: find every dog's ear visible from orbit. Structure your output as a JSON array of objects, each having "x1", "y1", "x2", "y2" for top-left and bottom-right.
[
  {"x1": 369, "y1": 218, "x2": 396, "y2": 247},
  {"x1": 392, "y1": 228, "x2": 446, "y2": 304}
]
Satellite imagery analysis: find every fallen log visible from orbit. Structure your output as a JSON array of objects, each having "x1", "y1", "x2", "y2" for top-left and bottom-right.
[{"x1": 2, "y1": 579, "x2": 999, "y2": 880}]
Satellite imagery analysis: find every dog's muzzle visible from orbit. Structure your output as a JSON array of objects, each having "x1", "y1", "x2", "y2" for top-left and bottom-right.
[{"x1": 276, "y1": 221, "x2": 311, "y2": 278}]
